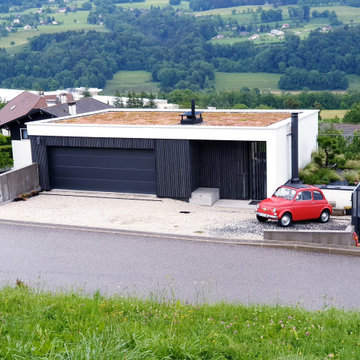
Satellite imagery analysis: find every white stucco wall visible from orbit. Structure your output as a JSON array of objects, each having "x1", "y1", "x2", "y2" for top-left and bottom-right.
[
  {"x1": 27, "y1": 109, "x2": 318, "y2": 199},
  {"x1": 298, "y1": 111, "x2": 318, "y2": 169},
  {"x1": 265, "y1": 120, "x2": 292, "y2": 195},
  {"x1": 12, "y1": 140, "x2": 32, "y2": 170}
]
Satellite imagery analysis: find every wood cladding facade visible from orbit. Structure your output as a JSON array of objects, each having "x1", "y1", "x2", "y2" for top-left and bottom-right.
[{"x1": 30, "y1": 136, "x2": 267, "y2": 200}]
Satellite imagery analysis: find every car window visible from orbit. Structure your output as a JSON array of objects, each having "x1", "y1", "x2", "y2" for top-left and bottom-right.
[
  {"x1": 273, "y1": 187, "x2": 296, "y2": 200},
  {"x1": 296, "y1": 190, "x2": 312, "y2": 201},
  {"x1": 313, "y1": 191, "x2": 324, "y2": 200}
]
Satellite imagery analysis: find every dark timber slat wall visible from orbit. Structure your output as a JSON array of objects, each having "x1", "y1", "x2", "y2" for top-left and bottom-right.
[
  {"x1": 189, "y1": 140, "x2": 266, "y2": 200},
  {"x1": 30, "y1": 135, "x2": 266, "y2": 200},
  {"x1": 155, "y1": 139, "x2": 191, "y2": 198},
  {"x1": 250, "y1": 142, "x2": 267, "y2": 200}
]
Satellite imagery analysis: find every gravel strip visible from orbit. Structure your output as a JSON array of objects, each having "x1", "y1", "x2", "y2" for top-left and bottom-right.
[{"x1": 208, "y1": 216, "x2": 351, "y2": 240}]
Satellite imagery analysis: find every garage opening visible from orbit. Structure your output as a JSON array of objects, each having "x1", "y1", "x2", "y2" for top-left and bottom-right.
[
  {"x1": 48, "y1": 147, "x2": 156, "y2": 194},
  {"x1": 190, "y1": 140, "x2": 266, "y2": 200}
]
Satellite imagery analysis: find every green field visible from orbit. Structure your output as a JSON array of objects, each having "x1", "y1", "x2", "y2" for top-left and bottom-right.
[
  {"x1": 103, "y1": 71, "x2": 161, "y2": 96},
  {"x1": 321, "y1": 109, "x2": 348, "y2": 120},
  {"x1": 103, "y1": 71, "x2": 360, "y2": 94},
  {"x1": 215, "y1": 72, "x2": 281, "y2": 91},
  {"x1": 347, "y1": 74, "x2": 360, "y2": 91},
  {"x1": 118, "y1": 0, "x2": 189, "y2": 10},
  {"x1": 103, "y1": 71, "x2": 281, "y2": 94},
  {"x1": 0, "y1": 10, "x2": 106, "y2": 54}
]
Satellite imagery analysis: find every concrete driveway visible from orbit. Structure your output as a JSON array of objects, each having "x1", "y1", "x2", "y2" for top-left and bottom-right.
[{"x1": 0, "y1": 190, "x2": 351, "y2": 243}]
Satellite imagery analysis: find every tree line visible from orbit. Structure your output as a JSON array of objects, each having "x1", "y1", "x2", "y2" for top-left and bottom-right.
[{"x1": 162, "y1": 88, "x2": 360, "y2": 111}]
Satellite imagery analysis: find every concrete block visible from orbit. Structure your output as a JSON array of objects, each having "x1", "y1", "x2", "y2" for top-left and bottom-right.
[
  {"x1": 190, "y1": 187, "x2": 219, "y2": 206},
  {"x1": 0, "y1": 163, "x2": 40, "y2": 204},
  {"x1": 263, "y1": 229, "x2": 353, "y2": 247}
]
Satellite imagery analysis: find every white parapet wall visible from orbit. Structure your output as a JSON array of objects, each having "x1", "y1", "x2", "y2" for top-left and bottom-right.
[{"x1": 320, "y1": 186, "x2": 354, "y2": 209}]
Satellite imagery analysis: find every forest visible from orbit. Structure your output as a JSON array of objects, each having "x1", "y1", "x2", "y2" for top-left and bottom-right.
[{"x1": 0, "y1": 1, "x2": 359, "y2": 92}]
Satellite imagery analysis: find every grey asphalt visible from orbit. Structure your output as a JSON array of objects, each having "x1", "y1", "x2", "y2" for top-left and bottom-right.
[{"x1": 0, "y1": 220, "x2": 359, "y2": 310}]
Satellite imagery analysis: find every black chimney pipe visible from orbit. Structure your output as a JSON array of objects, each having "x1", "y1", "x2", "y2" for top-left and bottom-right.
[
  {"x1": 291, "y1": 112, "x2": 300, "y2": 183},
  {"x1": 191, "y1": 99, "x2": 195, "y2": 117}
]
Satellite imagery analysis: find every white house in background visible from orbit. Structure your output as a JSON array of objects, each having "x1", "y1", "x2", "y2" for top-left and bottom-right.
[
  {"x1": 270, "y1": 29, "x2": 284, "y2": 36},
  {"x1": 27, "y1": 109, "x2": 318, "y2": 200},
  {"x1": 249, "y1": 34, "x2": 260, "y2": 40},
  {"x1": 92, "y1": 95, "x2": 179, "y2": 109}
]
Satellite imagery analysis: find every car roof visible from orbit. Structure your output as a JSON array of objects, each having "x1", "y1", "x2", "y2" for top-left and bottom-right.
[{"x1": 280, "y1": 183, "x2": 318, "y2": 190}]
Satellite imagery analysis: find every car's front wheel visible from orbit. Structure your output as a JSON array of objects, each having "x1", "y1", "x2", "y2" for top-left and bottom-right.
[
  {"x1": 319, "y1": 209, "x2": 330, "y2": 223},
  {"x1": 278, "y1": 212, "x2": 292, "y2": 227},
  {"x1": 257, "y1": 215, "x2": 268, "y2": 223}
]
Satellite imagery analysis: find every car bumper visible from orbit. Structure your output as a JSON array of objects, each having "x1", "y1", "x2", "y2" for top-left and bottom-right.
[{"x1": 256, "y1": 211, "x2": 278, "y2": 220}]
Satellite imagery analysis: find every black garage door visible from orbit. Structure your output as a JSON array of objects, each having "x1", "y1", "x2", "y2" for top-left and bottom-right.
[{"x1": 48, "y1": 147, "x2": 156, "y2": 194}]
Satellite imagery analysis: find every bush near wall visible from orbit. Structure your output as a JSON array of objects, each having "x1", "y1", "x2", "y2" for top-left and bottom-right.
[
  {"x1": 0, "y1": 135, "x2": 13, "y2": 169},
  {"x1": 300, "y1": 126, "x2": 360, "y2": 185}
]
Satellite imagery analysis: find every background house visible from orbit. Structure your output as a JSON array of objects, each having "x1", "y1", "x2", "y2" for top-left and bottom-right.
[
  {"x1": 27, "y1": 109, "x2": 319, "y2": 200},
  {"x1": 0, "y1": 91, "x2": 113, "y2": 169}
]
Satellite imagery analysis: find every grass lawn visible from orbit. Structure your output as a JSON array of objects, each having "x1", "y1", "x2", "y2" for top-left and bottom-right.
[
  {"x1": 1, "y1": 285, "x2": 360, "y2": 359},
  {"x1": 215, "y1": 72, "x2": 281, "y2": 91},
  {"x1": 103, "y1": 70, "x2": 161, "y2": 96}
]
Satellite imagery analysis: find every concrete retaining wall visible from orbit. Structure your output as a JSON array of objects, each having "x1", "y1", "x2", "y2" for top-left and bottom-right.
[
  {"x1": 264, "y1": 228, "x2": 353, "y2": 247},
  {"x1": 0, "y1": 163, "x2": 40, "y2": 204}
]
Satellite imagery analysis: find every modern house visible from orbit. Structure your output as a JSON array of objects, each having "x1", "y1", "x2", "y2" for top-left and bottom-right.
[
  {"x1": 0, "y1": 91, "x2": 113, "y2": 169},
  {"x1": 26, "y1": 108, "x2": 319, "y2": 201}
]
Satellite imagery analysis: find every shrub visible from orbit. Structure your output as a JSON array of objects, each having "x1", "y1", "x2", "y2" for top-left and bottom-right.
[
  {"x1": 344, "y1": 159, "x2": 360, "y2": 170},
  {"x1": 344, "y1": 170, "x2": 360, "y2": 185},
  {"x1": 0, "y1": 148, "x2": 13, "y2": 168},
  {"x1": 333, "y1": 154, "x2": 346, "y2": 169},
  {"x1": 300, "y1": 166, "x2": 343, "y2": 185},
  {"x1": 343, "y1": 103, "x2": 360, "y2": 124},
  {"x1": 0, "y1": 134, "x2": 11, "y2": 146},
  {"x1": 311, "y1": 150, "x2": 325, "y2": 166}
]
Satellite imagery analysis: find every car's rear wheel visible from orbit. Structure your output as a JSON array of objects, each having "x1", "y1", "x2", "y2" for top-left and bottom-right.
[
  {"x1": 319, "y1": 209, "x2": 330, "y2": 223},
  {"x1": 278, "y1": 212, "x2": 292, "y2": 227},
  {"x1": 257, "y1": 215, "x2": 268, "y2": 223}
]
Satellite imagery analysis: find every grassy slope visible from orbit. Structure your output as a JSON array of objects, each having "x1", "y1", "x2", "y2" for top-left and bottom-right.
[
  {"x1": 208, "y1": 5, "x2": 360, "y2": 44},
  {"x1": 214, "y1": 72, "x2": 281, "y2": 91},
  {"x1": 0, "y1": 10, "x2": 106, "y2": 54},
  {"x1": 118, "y1": 0, "x2": 189, "y2": 10},
  {"x1": 103, "y1": 71, "x2": 161, "y2": 96},
  {"x1": 1, "y1": 285, "x2": 360, "y2": 359}
]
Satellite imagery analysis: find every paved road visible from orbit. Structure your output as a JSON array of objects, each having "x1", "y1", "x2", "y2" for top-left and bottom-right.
[{"x1": 0, "y1": 221, "x2": 358, "y2": 310}]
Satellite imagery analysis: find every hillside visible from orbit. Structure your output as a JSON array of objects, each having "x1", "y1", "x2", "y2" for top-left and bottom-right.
[{"x1": 0, "y1": 0, "x2": 360, "y2": 93}]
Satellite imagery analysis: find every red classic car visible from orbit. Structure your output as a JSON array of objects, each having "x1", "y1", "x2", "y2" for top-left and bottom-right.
[{"x1": 256, "y1": 184, "x2": 333, "y2": 227}]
